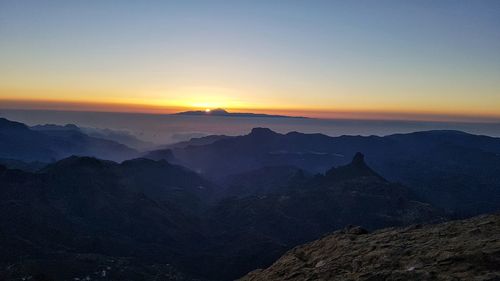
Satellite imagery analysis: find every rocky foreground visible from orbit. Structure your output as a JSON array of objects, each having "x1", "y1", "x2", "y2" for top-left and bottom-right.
[{"x1": 240, "y1": 214, "x2": 500, "y2": 281}]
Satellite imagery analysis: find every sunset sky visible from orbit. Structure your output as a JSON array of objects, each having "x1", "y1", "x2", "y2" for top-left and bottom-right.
[{"x1": 1, "y1": 0, "x2": 500, "y2": 121}]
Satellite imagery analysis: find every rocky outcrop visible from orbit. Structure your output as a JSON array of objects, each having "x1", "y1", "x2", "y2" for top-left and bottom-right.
[{"x1": 241, "y1": 214, "x2": 500, "y2": 281}]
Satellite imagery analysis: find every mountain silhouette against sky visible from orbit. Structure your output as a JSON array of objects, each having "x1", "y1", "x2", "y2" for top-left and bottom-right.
[
  {"x1": 164, "y1": 127, "x2": 500, "y2": 217},
  {"x1": 0, "y1": 117, "x2": 138, "y2": 162},
  {"x1": 174, "y1": 108, "x2": 307, "y2": 119}
]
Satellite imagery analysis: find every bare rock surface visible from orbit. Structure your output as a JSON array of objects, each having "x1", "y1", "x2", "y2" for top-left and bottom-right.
[{"x1": 240, "y1": 214, "x2": 500, "y2": 281}]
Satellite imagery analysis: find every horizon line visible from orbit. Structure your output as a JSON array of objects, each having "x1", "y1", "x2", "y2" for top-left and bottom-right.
[{"x1": 1, "y1": 98, "x2": 500, "y2": 124}]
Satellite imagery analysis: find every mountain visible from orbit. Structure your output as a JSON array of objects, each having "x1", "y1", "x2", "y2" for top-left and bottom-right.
[
  {"x1": 39, "y1": 156, "x2": 216, "y2": 212},
  {"x1": 324, "y1": 152, "x2": 385, "y2": 183},
  {"x1": 240, "y1": 213, "x2": 500, "y2": 281},
  {"x1": 79, "y1": 126, "x2": 155, "y2": 150},
  {"x1": 166, "y1": 128, "x2": 500, "y2": 216},
  {"x1": 31, "y1": 123, "x2": 81, "y2": 131},
  {"x1": 174, "y1": 108, "x2": 306, "y2": 119},
  {"x1": 32, "y1": 122, "x2": 154, "y2": 152},
  {"x1": 0, "y1": 118, "x2": 138, "y2": 162},
  {"x1": 168, "y1": 127, "x2": 363, "y2": 181},
  {"x1": 0, "y1": 118, "x2": 56, "y2": 161},
  {"x1": 198, "y1": 154, "x2": 442, "y2": 280},
  {"x1": 32, "y1": 123, "x2": 154, "y2": 150},
  {"x1": 0, "y1": 153, "x2": 441, "y2": 281},
  {"x1": 0, "y1": 156, "x2": 217, "y2": 280}
]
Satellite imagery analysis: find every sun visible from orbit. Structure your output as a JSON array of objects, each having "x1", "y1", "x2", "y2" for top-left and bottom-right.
[{"x1": 205, "y1": 108, "x2": 211, "y2": 113}]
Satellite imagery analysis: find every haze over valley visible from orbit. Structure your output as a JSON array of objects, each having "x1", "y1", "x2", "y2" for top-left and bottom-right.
[{"x1": 2, "y1": 109, "x2": 500, "y2": 146}]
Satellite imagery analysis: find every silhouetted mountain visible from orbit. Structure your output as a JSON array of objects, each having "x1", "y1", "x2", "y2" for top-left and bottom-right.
[
  {"x1": 241, "y1": 213, "x2": 500, "y2": 281},
  {"x1": 324, "y1": 152, "x2": 385, "y2": 182},
  {"x1": 174, "y1": 108, "x2": 306, "y2": 119},
  {"x1": 3, "y1": 120, "x2": 499, "y2": 280},
  {"x1": 80, "y1": 127, "x2": 155, "y2": 150},
  {"x1": 169, "y1": 128, "x2": 346, "y2": 181},
  {"x1": 167, "y1": 128, "x2": 500, "y2": 216},
  {"x1": 0, "y1": 153, "x2": 441, "y2": 281},
  {"x1": 31, "y1": 123, "x2": 80, "y2": 131},
  {"x1": 0, "y1": 156, "x2": 217, "y2": 280},
  {"x1": 0, "y1": 117, "x2": 29, "y2": 130},
  {"x1": 40, "y1": 156, "x2": 215, "y2": 212},
  {"x1": 0, "y1": 118, "x2": 138, "y2": 162},
  {"x1": 33, "y1": 123, "x2": 155, "y2": 150},
  {"x1": 199, "y1": 154, "x2": 442, "y2": 280}
]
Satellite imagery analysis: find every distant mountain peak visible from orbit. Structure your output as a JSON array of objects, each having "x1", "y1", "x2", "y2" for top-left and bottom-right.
[
  {"x1": 31, "y1": 123, "x2": 80, "y2": 131},
  {"x1": 174, "y1": 109, "x2": 306, "y2": 119},
  {"x1": 210, "y1": 108, "x2": 229, "y2": 114},
  {"x1": 0, "y1": 118, "x2": 29, "y2": 130},
  {"x1": 325, "y1": 152, "x2": 385, "y2": 182},
  {"x1": 351, "y1": 152, "x2": 365, "y2": 165},
  {"x1": 249, "y1": 127, "x2": 279, "y2": 137}
]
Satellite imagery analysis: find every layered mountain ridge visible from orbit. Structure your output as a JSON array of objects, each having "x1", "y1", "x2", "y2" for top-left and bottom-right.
[
  {"x1": 1, "y1": 117, "x2": 500, "y2": 280},
  {"x1": 0, "y1": 118, "x2": 138, "y2": 162},
  {"x1": 164, "y1": 127, "x2": 500, "y2": 216},
  {"x1": 0, "y1": 153, "x2": 441, "y2": 280}
]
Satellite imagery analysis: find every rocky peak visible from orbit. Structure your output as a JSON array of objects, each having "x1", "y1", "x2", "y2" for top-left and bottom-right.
[
  {"x1": 324, "y1": 152, "x2": 385, "y2": 182},
  {"x1": 351, "y1": 152, "x2": 365, "y2": 166}
]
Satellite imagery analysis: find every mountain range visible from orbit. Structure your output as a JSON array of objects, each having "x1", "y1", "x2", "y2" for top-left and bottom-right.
[
  {"x1": 0, "y1": 152, "x2": 441, "y2": 280},
  {"x1": 0, "y1": 118, "x2": 139, "y2": 162},
  {"x1": 158, "y1": 127, "x2": 500, "y2": 217},
  {"x1": 200, "y1": 153, "x2": 442, "y2": 279},
  {"x1": 1, "y1": 117, "x2": 500, "y2": 280}
]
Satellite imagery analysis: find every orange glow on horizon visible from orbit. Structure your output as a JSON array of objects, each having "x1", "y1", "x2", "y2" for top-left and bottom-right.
[{"x1": 1, "y1": 97, "x2": 500, "y2": 123}]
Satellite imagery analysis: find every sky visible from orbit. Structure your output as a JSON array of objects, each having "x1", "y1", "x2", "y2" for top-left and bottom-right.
[{"x1": 1, "y1": 0, "x2": 500, "y2": 121}]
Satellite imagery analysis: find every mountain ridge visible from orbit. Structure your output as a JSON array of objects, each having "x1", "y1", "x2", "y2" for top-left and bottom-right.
[
  {"x1": 0, "y1": 153, "x2": 442, "y2": 281},
  {"x1": 166, "y1": 127, "x2": 500, "y2": 217},
  {"x1": 0, "y1": 117, "x2": 139, "y2": 162}
]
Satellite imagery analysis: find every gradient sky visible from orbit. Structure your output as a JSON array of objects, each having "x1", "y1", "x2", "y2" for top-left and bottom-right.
[{"x1": 1, "y1": 0, "x2": 500, "y2": 120}]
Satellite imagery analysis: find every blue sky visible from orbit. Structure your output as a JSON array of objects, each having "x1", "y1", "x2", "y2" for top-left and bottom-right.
[{"x1": 1, "y1": 0, "x2": 500, "y2": 120}]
